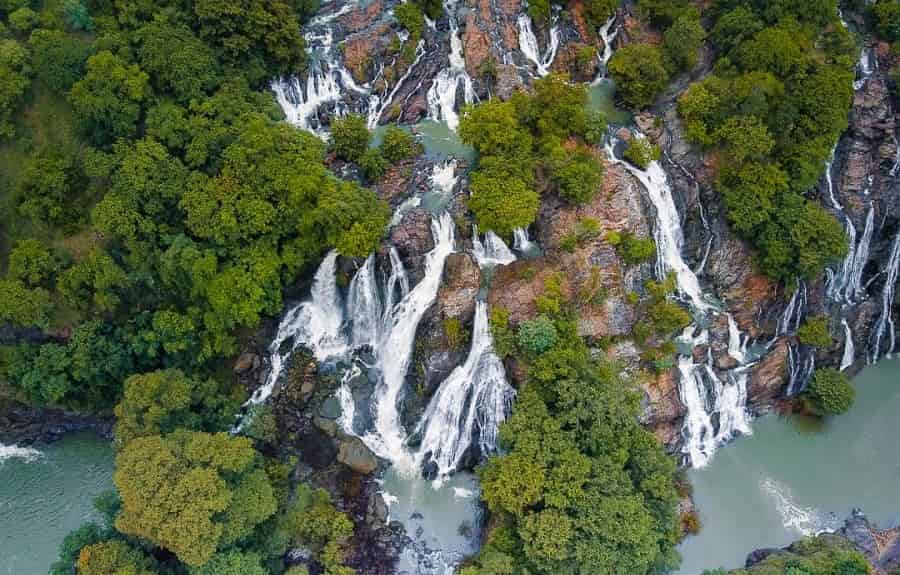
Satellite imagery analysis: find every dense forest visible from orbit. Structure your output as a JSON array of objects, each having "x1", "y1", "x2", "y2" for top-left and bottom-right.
[{"x1": 0, "y1": 0, "x2": 891, "y2": 573}]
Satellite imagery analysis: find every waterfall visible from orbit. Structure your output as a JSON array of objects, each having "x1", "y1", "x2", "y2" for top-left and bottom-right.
[
  {"x1": 472, "y1": 226, "x2": 517, "y2": 268},
  {"x1": 868, "y1": 231, "x2": 900, "y2": 363},
  {"x1": 854, "y1": 46, "x2": 876, "y2": 91},
  {"x1": 591, "y1": 15, "x2": 620, "y2": 85},
  {"x1": 605, "y1": 137, "x2": 709, "y2": 310},
  {"x1": 840, "y1": 319, "x2": 855, "y2": 371},
  {"x1": 0, "y1": 443, "x2": 41, "y2": 463},
  {"x1": 727, "y1": 314, "x2": 748, "y2": 364},
  {"x1": 247, "y1": 251, "x2": 347, "y2": 405},
  {"x1": 512, "y1": 227, "x2": 537, "y2": 254},
  {"x1": 517, "y1": 12, "x2": 560, "y2": 77},
  {"x1": 427, "y1": 0, "x2": 474, "y2": 131},
  {"x1": 786, "y1": 345, "x2": 815, "y2": 396},
  {"x1": 778, "y1": 281, "x2": 807, "y2": 336},
  {"x1": 347, "y1": 255, "x2": 382, "y2": 350},
  {"x1": 415, "y1": 302, "x2": 516, "y2": 480},
  {"x1": 367, "y1": 39, "x2": 426, "y2": 129},
  {"x1": 364, "y1": 213, "x2": 457, "y2": 471},
  {"x1": 384, "y1": 247, "x2": 411, "y2": 314}
]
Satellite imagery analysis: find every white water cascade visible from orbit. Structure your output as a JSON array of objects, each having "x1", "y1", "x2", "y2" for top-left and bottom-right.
[
  {"x1": 248, "y1": 251, "x2": 348, "y2": 405},
  {"x1": 591, "y1": 15, "x2": 620, "y2": 85},
  {"x1": 778, "y1": 281, "x2": 807, "y2": 336},
  {"x1": 472, "y1": 227, "x2": 517, "y2": 268},
  {"x1": 868, "y1": 231, "x2": 900, "y2": 363},
  {"x1": 840, "y1": 319, "x2": 855, "y2": 371},
  {"x1": 415, "y1": 302, "x2": 516, "y2": 481},
  {"x1": 517, "y1": 12, "x2": 560, "y2": 77},
  {"x1": 0, "y1": 443, "x2": 41, "y2": 463},
  {"x1": 427, "y1": 0, "x2": 475, "y2": 131},
  {"x1": 347, "y1": 255, "x2": 382, "y2": 350},
  {"x1": 854, "y1": 46, "x2": 876, "y2": 91},
  {"x1": 605, "y1": 137, "x2": 709, "y2": 310},
  {"x1": 606, "y1": 133, "x2": 751, "y2": 467},
  {"x1": 512, "y1": 227, "x2": 537, "y2": 254}
]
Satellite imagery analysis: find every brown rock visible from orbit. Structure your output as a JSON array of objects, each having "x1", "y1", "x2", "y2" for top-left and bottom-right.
[
  {"x1": 337, "y1": 436, "x2": 380, "y2": 474},
  {"x1": 438, "y1": 253, "x2": 481, "y2": 320},
  {"x1": 748, "y1": 338, "x2": 789, "y2": 410},
  {"x1": 463, "y1": 14, "x2": 493, "y2": 79},
  {"x1": 340, "y1": 0, "x2": 384, "y2": 32},
  {"x1": 233, "y1": 352, "x2": 260, "y2": 374},
  {"x1": 640, "y1": 369, "x2": 686, "y2": 450}
]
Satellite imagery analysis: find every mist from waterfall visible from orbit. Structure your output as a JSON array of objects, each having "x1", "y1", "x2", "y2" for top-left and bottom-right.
[
  {"x1": 415, "y1": 302, "x2": 516, "y2": 481},
  {"x1": 427, "y1": 0, "x2": 474, "y2": 130},
  {"x1": 517, "y1": 12, "x2": 560, "y2": 77}
]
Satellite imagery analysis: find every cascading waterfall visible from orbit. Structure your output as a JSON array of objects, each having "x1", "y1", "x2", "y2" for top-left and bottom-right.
[
  {"x1": 591, "y1": 15, "x2": 620, "y2": 85},
  {"x1": 365, "y1": 213, "x2": 457, "y2": 471},
  {"x1": 427, "y1": 0, "x2": 475, "y2": 131},
  {"x1": 854, "y1": 46, "x2": 876, "y2": 91},
  {"x1": 247, "y1": 251, "x2": 347, "y2": 405},
  {"x1": 787, "y1": 345, "x2": 816, "y2": 396},
  {"x1": 415, "y1": 302, "x2": 516, "y2": 481},
  {"x1": 607, "y1": 132, "x2": 750, "y2": 467},
  {"x1": 367, "y1": 39, "x2": 426, "y2": 128},
  {"x1": 347, "y1": 255, "x2": 382, "y2": 350},
  {"x1": 840, "y1": 319, "x2": 855, "y2": 371},
  {"x1": 605, "y1": 137, "x2": 709, "y2": 310},
  {"x1": 472, "y1": 226, "x2": 517, "y2": 267},
  {"x1": 868, "y1": 230, "x2": 900, "y2": 363},
  {"x1": 778, "y1": 281, "x2": 807, "y2": 336},
  {"x1": 512, "y1": 227, "x2": 537, "y2": 254},
  {"x1": 517, "y1": 12, "x2": 560, "y2": 77}
]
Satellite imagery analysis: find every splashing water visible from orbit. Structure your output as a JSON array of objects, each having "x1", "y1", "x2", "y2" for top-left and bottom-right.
[
  {"x1": 427, "y1": 0, "x2": 474, "y2": 130},
  {"x1": 512, "y1": 227, "x2": 538, "y2": 255},
  {"x1": 364, "y1": 213, "x2": 457, "y2": 472},
  {"x1": 472, "y1": 226, "x2": 517, "y2": 268},
  {"x1": 415, "y1": 302, "x2": 516, "y2": 481},
  {"x1": 869, "y1": 231, "x2": 900, "y2": 363},
  {"x1": 517, "y1": 12, "x2": 560, "y2": 77},
  {"x1": 247, "y1": 251, "x2": 347, "y2": 405},
  {"x1": 0, "y1": 443, "x2": 41, "y2": 463},
  {"x1": 591, "y1": 15, "x2": 620, "y2": 85},
  {"x1": 347, "y1": 255, "x2": 382, "y2": 350}
]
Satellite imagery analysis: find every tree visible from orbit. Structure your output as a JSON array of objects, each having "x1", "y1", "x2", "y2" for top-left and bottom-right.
[
  {"x1": 191, "y1": 551, "x2": 267, "y2": 575},
  {"x1": 517, "y1": 316, "x2": 558, "y2": 356},
  {"x1": 608, "y1": 43, "x2": 669, "y2": 109},
  {"x1": 662, "y1": 12, "x2": 706, "y2": 73},
  {"x1": 58, "y1": 251, "x2": 128, "y2": 313},
  {"x1": 0, "y1": 51, "x2": 29, "y2": 138},
  {"x1": 277, "y1": 484, "x2": 355, "y2": 574},
  {"x1": 7, "y1": 342, "x2": 71, "y2": 404},
  {"x1": 806, "y1": 368, "x2": 854, "y2": 416},
  {"x1": 49, "y1": 523, "x2": 105, "y2": 575},
  {"x1": 636, "y1": 0, "x2": 690, "y2": 29},
  {"x1": 551, "y1": 146, "x2": 603, "y2": 205},
  {"x1": 28, "y1": 29, "x2": 94, "y2": 92},
  {"x1": 0, "y1": 280, "x2": 51, "y2": 327},
  {"x1": 77, "y1": 541, "x2": 156, "y2": 575},
  {"x1": 114, "y1": 431, "x2": 277, "y2": 567},
  {"x1": 623, "y1": 138, "x2": 660, "y2": 169},
  {"x1": 380, "y1": 125, "x2": 419, "y2": 163},
  {"x1": 63, "y1": 0, "x2": 94, "y2": 31},
  {"x1": 468, "y1": 164, "x2": 540, "y2": 238},
  {"x1": 797, "y1": 316, "x2": 832, "y2": 348},
  {"x1": 137, "y1": 19, "x2": 221, "y2": 103},
  {"x1": 7, "y1": 239, "x2": 56, "y2": 286},
  {"x1": 17, "y1": 147, "x2": 85, "y2": 226},
  {"x1": 68, "y1": 51, "x2": 150, "y2": 146},
  {"x1": 710, "y1": 7, "x2": 763, "y2": 55},
  {"x1": 330, "y1": 113, "x2": 370, "y2": 162},
  {"x1": 875, "y1": 0, "x2": 900, "y2": 42}
]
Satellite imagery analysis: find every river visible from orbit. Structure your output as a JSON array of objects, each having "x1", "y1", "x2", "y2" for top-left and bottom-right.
[
  {"x1": 676, "y1": 358, "x2": 900, "y2": 574},
  {"x1": 0, "y1": 433, "x2": 113, "y2": 575}
]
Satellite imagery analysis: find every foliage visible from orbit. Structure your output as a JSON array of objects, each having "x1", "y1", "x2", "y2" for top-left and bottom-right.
[
  {"x1": 608, "y1": 43, "x2": 670, "y2": 109},
  {"x1": 7, "y1": 239, "x2": 56, "y2": 286},
  {"x1": 63, "y1": 0, "x2": 93, "y2": 31},
  {"x1": 58, "y1": 250, "x2": 127, "y2": 313},
  {"x1": 136, "y1": 19, "x2": 221, "y2": 103},
  {"x1": 516, "y1": 315, "x2": 558, "y2": 356},
  {"x1": 875, "y1": 0, "x2": 900, "y2": 42},
  {"x1": 0, "y1": 45, "x2": 29, "y2": 137},
  {"x1": 0, "y1": 280, "x2": 50, "y2": 327},
  {"x1": 16, "y1": 147, "x2": 86, "y2": 226},
  {"x1": 330, "y1": 113, "x2": 370, "y2": 162},
  {"x1": 797, "y1": 317, "x2": 832, "y2": 348},
  {"x1": 443, "y1": 317, "x2": 467, "y2": 350},
  {"x1": 713, "y1": 533, "x2": 870, "y2": 574},
  {"x1": 662, "y1": 11, "x2": 706, "y2": 73},
  {"x1": 489, "y1": 307, "x2": 516, "y2": 359},
  {"x1": 637, "y1": 0, "x2": 691, "y2": 28},
  {"x1": 49, "y1": 523, "x2": 106, "y2": 575},
  {"x1": 114, "y1": 431, "x2": 278, "y2": 567},
  {"x1": 806, "y1": 368, "x2": 855, "y2": 416},
  {"x1": 380, "y1": 125, "x2": 419, "y2": 163},
  {"x1": 77, "y1": 540, "x2": 156, "y2": 575},
  {"x1": 28, "y1": 29, "x2": 94, "y2": 91},
  {"x1": 623, "y1": 137, "x2": 660, "y2": 169},
  {"x1": 277, "y1": 484, "x2": 355, "y2": 574},
  {"x1": 359, "y1": 147, "x2": 387, "y2": 181}
]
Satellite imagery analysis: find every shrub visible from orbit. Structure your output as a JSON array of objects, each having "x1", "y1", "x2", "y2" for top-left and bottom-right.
[
  {"x1": 443, "y1": 317, "x2": 467, "y2": 350},
  {"x1": 359, "y1": 147, "x2": 386, "y2": 181},
  {"x1": 553, "y1": 146, "x2": 603, "y2": 204},
  {"x1": 489, "y1": 307, "x2": 516, "y2": 358},
  {"x1": 608, "y1": 43, "x2": 669, "y2": 109},
  {"x1": 8, "y1": 239, "x2": 57, "y2": 287},
  {"x1": 875, "y1": 0, "x2": 900, "y2": 42},
  {"x1": 623, "y1": 138, "x2": 661, "y2": 169},
  {"x1": 806, "y1": 368, "x2": 854, "y2": 416},
  {"x1": 615, "y1": 233, "x2": 656, "y2": 265},
  {"x1": 797, "y1": 316, "x2": 832, "y2": 348},
  {"x1": 8, "y1": 7, "x2": 36, "y2": 32},
  {"x1": 517, "y1": 315, "x2": 558, "y2": 356},
  {"x1": 330, "y1": 113, "x2": 370, "y2": 162},
  {"x1": 380, "y1": 125, "x2": 418, "y2": 163}
]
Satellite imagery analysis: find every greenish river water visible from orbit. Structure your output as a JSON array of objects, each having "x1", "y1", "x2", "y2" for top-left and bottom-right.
[
  {"x1": 676, "y1": 359, "x2": 900, "y2": 575},
  {"x1": 0, "y1": 433, "x2": 113, "y2": 575}
]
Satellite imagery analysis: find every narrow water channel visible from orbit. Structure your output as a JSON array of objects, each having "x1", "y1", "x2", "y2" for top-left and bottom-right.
[{"x1": 676, "y1": 359, "x2": 900, "y2": 574}]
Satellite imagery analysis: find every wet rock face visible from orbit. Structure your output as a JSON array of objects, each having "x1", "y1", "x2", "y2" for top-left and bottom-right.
[
  {"x1": 437, "y1": 253, "x2": 481, "y2": 320},
  {"x1": 748, "y1": 338, "x2": 789, "y2": 411},
  {"x1": 639, "y1": 369, "x2": 687, "y2": 447},
  {"x1": 0, "y1": 401, "x2": 113, "y2": 446},
  {"x1": 337, "y1": 435, "x2": 381, "y2": 474}
]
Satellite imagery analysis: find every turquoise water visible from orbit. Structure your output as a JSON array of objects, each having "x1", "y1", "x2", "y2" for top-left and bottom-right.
[
  {"x1": 676, "y1": 359, "x2": 900, "y2": 574},
  {"x1": 0, "y1": 433, "x2": 113, "y2": 575}
]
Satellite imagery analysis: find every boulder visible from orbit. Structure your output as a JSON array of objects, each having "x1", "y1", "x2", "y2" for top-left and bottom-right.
[
  {"x1": 233, "y1": 352, "x2": 260, "y2": 374},
  {"x1": 748, "y1": 338, "x2": 789, "y2": 411},
  {"x1": 337, "y1": 436, "x2": 380, "y2": 474},
  {"x1": 437, "y1": 253, "x2": 481, "y2": 320}
]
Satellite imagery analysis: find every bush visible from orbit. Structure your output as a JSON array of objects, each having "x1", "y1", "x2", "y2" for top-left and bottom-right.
[
  {"x1": 8, "y1": 239, "x2": 57, "y2": 287},
  {"x1": 380, "y1": 125, "x2": 418, "y2": 163},
  {"x1": 614, "y1": 232, "x2": 656, "y2": 265},
  {"x1": 623, "y1": 138, "x2": 661, "y2": 169},
  {"x1": 359, "y1": 147, "x2": 386, "y2": 181},
  {"x1": 552, "y1": 146, "x2": 603, "y2": 204},
  {"x1": 517, "y1": 315, "x2": 558, "y2": 356},
  {"x1": 875, "y1": 0, "x2": 900, "y2": 42},
  {"x1": 662, "y1": 11, "x2": 705, "y2": 73},
  {"x1": 8, "y1": 7, "x2": 36, "y2": 32},
  {"x1": 806, "y1": 368, "x2": 854, "y2": 416},
  {"x1": 330, "y1": 113, "x2": 370, "y2": 162},
  {"x1": 608, "y1": 43, "x2": 669, "y2": 109},
  {"x1": 797, "y1": 316, "x2": 832, "y2": 348},
  {"x1": 443, "y1": 317, "x2": 467, "y2": 350}
]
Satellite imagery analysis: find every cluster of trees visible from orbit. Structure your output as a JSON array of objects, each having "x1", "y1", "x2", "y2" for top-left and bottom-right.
[
  {"x1": 468, "y1": 280, "x2": 681, "y2": 575},
  {"x1": 0, "y1": 0, "x2": 390, "y2": 412},
  {"x1": 526, "y1": 0, "x2": 616, "y2": 30},
  {"x1": 702, "y1": 533, "x2": 870, "y2": 574},
  {"x1": 804, "y1": 368, "x2": 856, "y2": 416},
  {"x1": 459, "y1": 74, "x2": 606, "y2": 237},
  {"x1": 607, "y1": 0, "x2": 705, "y2": 109},
  {"x1": 675, "y1": 1, "x2": 854, "y2": 281},
  {"x1": 329, "y1": 114, "x2": 420, "y2": 180}
]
